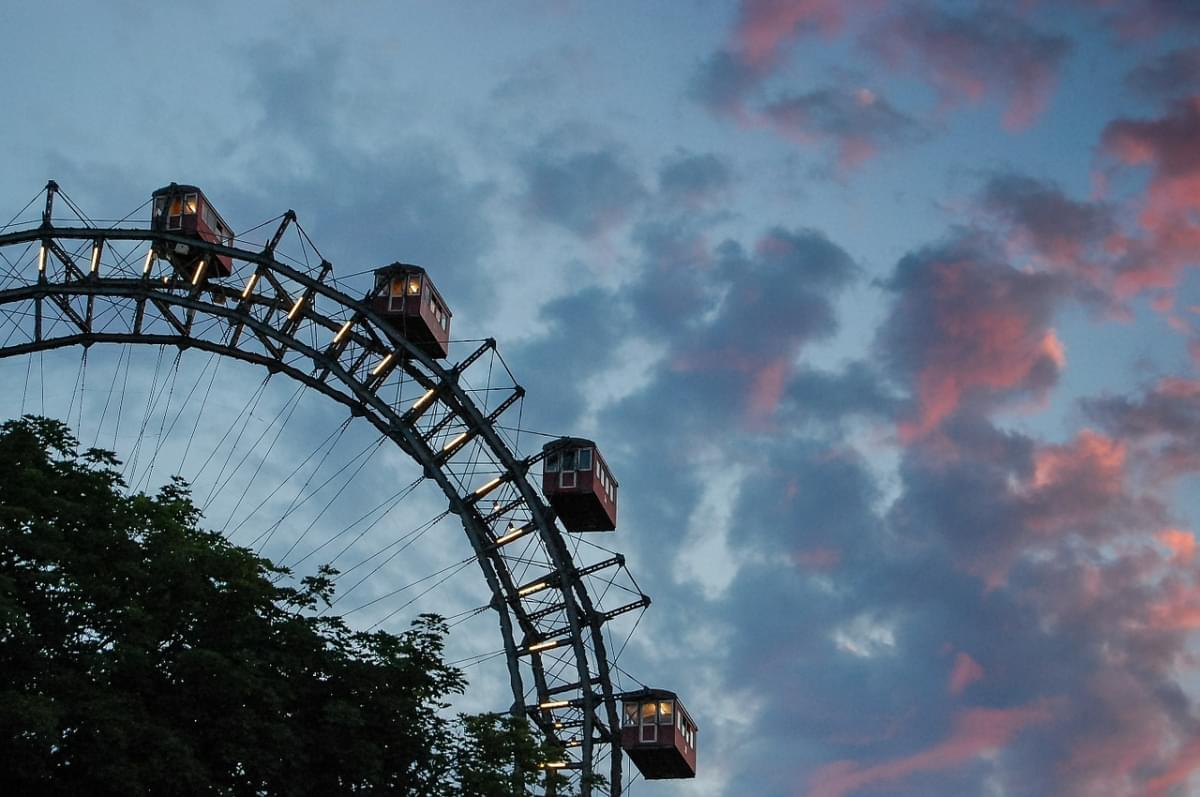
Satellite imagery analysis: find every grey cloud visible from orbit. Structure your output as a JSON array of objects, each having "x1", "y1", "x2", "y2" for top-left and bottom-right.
[
  {"x1": 518, "y1": 141, "x2": 646, "y2": 238},
  {"x1": 762, "y1": 87, "x2": 925, "y2": 162},
  {"x1": 1126, "y1": 47, "x2": 1200, "y2": 103},
  {"x1": 978, "y1": 173, "x2": 1115, "y2": 259},
  {"x1": 656, "y1": 151, "x2": 734, "y2": 208},
  {"x1": 688, "y1": 49, "x2": 766, "y2": 117}
]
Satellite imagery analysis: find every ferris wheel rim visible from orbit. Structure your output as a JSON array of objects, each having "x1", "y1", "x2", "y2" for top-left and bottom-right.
[{"x1": 0, "y1": 212, "x2": 635, "y2": 794}]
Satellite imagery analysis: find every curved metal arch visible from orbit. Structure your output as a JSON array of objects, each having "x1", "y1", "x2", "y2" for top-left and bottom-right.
[{"x1": 0, "y1": 220, "x2": 641, "y2": 795}]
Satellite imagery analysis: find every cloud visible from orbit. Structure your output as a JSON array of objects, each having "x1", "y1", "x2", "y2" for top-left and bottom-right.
[
  {"x1": 1083, "y1": 377, "x2": 1200, "y2": 479},
  {"x1": 230, "y1": 40, "x2": 499, "y2": 327},
  {"x1": 666, "y1": 228, "x2": 857, "y2": 422},
  {"x1": 518, "y1": 138, "x2": 646, "y2": 238},
  {"x1": 762, "y1": 86, "x2": 925, "y2": 169},
  {"x1": 690, "y1": 0, "x2": 859, "y2": 117},
  {"x1": 1101, "y1": 98, "x2": 1200, "y2": 295},
  {"x1": 781, "y1": 361, "x2": 897, "y2": 424},
  {"x1": 806, "y1": 703, "x2": 1053, "y2": 797},
  {"x1": 1156, "y1": 528, "x2": 1196, "y2": 564},
  {"x1": 689, "y1": 49, "x2": 770, "y2": 119},
  {"x1": 948, "y1": 651, "x2": 984, "y2": 696},
  {"x1": 1126, "y1": 47, "x2": 1200, "y2": 104},
  {"x1": 626, "y1": 219, "x2": 720, "y2": 336},
  {"x1": 876, "y1": 236, "x2": 1067, "y2": 440},
  {"x1": 866, "y1": 6, "x2": 1070, "y2": 129},
  {"x1": 734, "y1": 0, "x2": 849, "y2": 68},
  {"x1": 656, "y1": 151, "x2": 734, "y2": 208},
  {"x1": 1081, "y1": 0, "x2": 1200, "y2": 39},
  {"x1": 977, "y1": 173, "x2": 1117, "y2": 285}
]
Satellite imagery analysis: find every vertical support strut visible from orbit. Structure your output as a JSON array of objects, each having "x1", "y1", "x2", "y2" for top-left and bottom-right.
[
  {"x1": 263, "y1": 210, "x2": 296, "y2": 257},
  {"x1": 41, "y1": 180, "x2": 58, "y2": 228}
]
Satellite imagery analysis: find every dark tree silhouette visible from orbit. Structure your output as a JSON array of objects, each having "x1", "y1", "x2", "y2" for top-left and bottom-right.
[{"x1": 0, "y1": 416, "x2": 565, "y2": 796}]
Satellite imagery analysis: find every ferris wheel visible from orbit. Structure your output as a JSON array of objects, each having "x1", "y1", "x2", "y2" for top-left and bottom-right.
[{"x1": 0, "y1": 181, "x2": 697, "y2": 795}]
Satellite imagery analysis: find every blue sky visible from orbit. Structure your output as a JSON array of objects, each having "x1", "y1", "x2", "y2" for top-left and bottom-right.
[{"x1": 4, "y1": 1, "x2": 1200, "y2": 794}]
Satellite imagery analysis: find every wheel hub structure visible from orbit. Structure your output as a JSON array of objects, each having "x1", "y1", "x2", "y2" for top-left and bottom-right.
[{"x1": 0, "y1": 184, "x2": 651, "y2": 795}]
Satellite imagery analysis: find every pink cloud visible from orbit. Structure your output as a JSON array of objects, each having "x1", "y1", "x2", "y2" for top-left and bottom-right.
[
  {"x1": 748, "y1": 359, "x2": 789, "y2": 419},
  {"x1": 868, "y1": 7, "x2": 1069, "y2": 130},
  {"x1": 1074, "y1": 0, "x2": 1200, "y2": 40},
  {"x1": 806, "y1": 703, "x2": 1052, "y2": 797},
  {"x1": 1023, "y1": 430, "x2": 1126, "y2": 532},
  {"x1": 734, "y1": 0, "x2": 850, "y2": 68},
  {"x1": 948, "y1": 652, "x2": 984, "y2": 696},
  {"x1": 976, "y1": 174, "x2": 1119, "y2": 290},
  {"x1": 1147, "y1": 582, "x2": 1200, "y2": 630},
  {"x1": 1058, "y1": 669, "x2": 1173, "y2": 794},
  {"x1": 1084, "y1": 376, "x2": 1200, "y2": 480},
  {"x1": 760, "y1": 86, "x2": 924, "y2": 172},
  {"x1": 1145, "y1": 737, "x2": 1200, "y2": 797},
  {"x1": 670, "y1": 227, "x2": 855, "y2": 423},
  {"x1": 1101, "y1": 98, "x2": 1200, "y2": 295},
  {"x1": 694, "y1": 0, "x2": 908, "y2": 168},
  {"x1": 794, "y1": 546, "x2": 842, "y2": 570},
  {"x1": 958, "y1": 430, "x2": 1133, "y2": 588},
  {"x1": 885, "y1": 253, "x2": 1065, "y2": 441}
]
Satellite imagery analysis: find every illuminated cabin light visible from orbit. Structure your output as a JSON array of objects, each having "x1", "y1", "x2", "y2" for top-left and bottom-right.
[
  {"x1": 333, "y1": 319, "x2": 353, "y2": 344},
  {"x1": 89, "y1": 243, "x2": 101, "y2": 275},
  {"x1": 495, "y1": 524, "x2": 531, "y2": 546},
  {"x1": 538, "y1": 699, "x2": 570, "y2": 710},
  {"x1": 241, "y1": 271, "x2": 259, "y2": 299},
  {"x1": 287, "y1": 294, "x2": 306, "y2": 321},
  {"x1": 411, "y1": 388, "x2": 436, "y2": 412},
  {"x1": 191, "y1": 259, "x2": 208, "y2": 286},
  {"x1": 370, "y1": 353, "x2": 396, "y2": 377},
  {"x1": 473, "y1": 476, "x2": 503, "y2": 498},
  {"x1": 443, "y1": 431, "x2": 469, "y2": 452},
  {"x1": 142, "y1": 249, "x2": 156, "y2": 275},
  {"x1": 38, "y1": 245, "x2": 47, "y2": 274},
  {"x1": 528, "y1": 638, "x2": 565, "y2": 653},
  {"x1": 518, "y1": 581, "x2": 550, "y2": 597}
]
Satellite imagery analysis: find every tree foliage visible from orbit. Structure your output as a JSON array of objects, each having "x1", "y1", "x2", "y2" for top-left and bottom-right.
[{"x1": 0, "y1": 416, "x2": 565, "y2": 795}]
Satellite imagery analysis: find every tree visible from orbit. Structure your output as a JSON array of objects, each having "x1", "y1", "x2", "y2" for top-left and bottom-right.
[{"x1": 0, "y1": 416, "x2": 566, "y2": 796}]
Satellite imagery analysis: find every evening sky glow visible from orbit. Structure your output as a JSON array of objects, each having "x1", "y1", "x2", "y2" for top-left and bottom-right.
[{"x1": 4, "y1": 1, "x2": 1200, "y2": 794}]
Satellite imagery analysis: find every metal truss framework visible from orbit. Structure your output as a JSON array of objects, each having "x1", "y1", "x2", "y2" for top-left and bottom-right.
[{"x1": 0, "y1": 187, "x2": 650, "y2": 795}]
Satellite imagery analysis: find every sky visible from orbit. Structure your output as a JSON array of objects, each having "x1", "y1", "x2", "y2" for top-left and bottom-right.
[{"x1": 3, "y1": 0, "x2": 1200, "y2": 794}]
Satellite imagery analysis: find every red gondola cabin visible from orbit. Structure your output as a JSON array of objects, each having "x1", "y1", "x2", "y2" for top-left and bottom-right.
[
  {"x1": 150, "y1": 183, "x2": 234, "y2": 278},
  {"x1": 542, "y1": 437, "x2": 618, "y2": 532},
  {"x1": 371, "y1": 263, "x2": 452, "y2": 359},
  {"x1": 621, "y1": 689, "x2": 697, "y2": 779}
]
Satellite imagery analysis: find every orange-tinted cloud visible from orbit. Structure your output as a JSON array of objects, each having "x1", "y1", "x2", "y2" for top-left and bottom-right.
[
  {"x1": 1147, "y1": 582, "x2": 1200, "y2": 630},
  {"x1": 806, "y1": 703, "x2": 1052, "y2": 797},
  {"x1": 1157, "y1": 528, "x2": 1196, "y2": 564},
  {"x1": 1022, "y1": 430, "x2": 1126, "y2": 534},
  {"x1": 1144, "y1": 737, "x2": 1200, "y2": 797}
]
